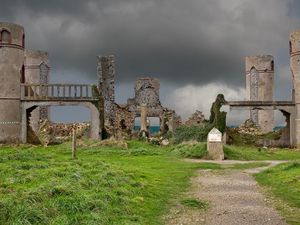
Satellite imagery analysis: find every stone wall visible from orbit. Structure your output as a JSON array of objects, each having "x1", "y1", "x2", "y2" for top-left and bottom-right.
[
  {"x1": 25, "y1": 50, "x2": 50, "y2": 133},
  {"x1": 97, "y1": 55, "x2": 117, "y2": 136}
]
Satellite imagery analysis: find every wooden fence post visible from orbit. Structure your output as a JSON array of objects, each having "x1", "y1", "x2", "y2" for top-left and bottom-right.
[{"x1": 72, "y1": 127, "x2": 77, "y2": 159}]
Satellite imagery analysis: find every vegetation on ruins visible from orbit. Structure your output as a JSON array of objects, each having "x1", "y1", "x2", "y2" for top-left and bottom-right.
[
  {"x1": 208, "y1": 94, "x2": 227, "y2": 133},
  {"x1": 172, "y1": 93, "x2": 227, "y2": 144}
]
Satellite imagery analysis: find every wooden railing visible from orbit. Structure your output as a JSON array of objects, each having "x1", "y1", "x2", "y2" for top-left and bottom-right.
[{"x1": 21, "y1": 84, "x2": 100, "y2": 101}]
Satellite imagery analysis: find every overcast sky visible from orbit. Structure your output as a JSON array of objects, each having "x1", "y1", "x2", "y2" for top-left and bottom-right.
[{"x1": 1, "y1": 0, "x2": 300, "y2": 125}]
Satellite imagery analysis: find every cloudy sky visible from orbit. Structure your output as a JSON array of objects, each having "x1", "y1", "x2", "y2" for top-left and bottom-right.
[{"x1": 1, "y1": 0, "x2": 300, "y2": 125}]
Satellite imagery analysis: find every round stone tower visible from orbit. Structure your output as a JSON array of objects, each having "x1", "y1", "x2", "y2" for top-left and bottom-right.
[
  {"x1": 0, "y1": 22, "x2": 25, "y2": 143},
  {"x1": 245, "y1": 55, "x2": 274, "y2": 132},
  {"x1": 290, "y1": 30, "x2": 300, "y2": 147}
]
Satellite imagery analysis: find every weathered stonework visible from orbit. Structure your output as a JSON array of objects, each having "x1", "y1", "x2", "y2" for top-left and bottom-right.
[
  {"x1": 245, "y1": 55, "x2": 274, "y2": 132},
  {"x1": 0, "y1": 22, "x2": 104, "y2": 143},
  {"x1": 290, "y1": 30, "x2": 300, "y2": 148},
  {"x1": 97, "y1": 55, "x2": 116, "y2": 136},
  {"x1": 0, "y1": 22, "x2": 25, "y2": 143},
  {"x1": 25, "y1": 50, "x2": 50, "y2": 133}
]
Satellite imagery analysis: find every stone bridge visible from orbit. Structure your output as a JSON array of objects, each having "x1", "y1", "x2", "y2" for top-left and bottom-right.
[
  {"x1": 225, "y1": 101, "x2": 296, "y2": 147},
  {"x1": 20, "y1": 84, "x2": 104, "y2": 143}
]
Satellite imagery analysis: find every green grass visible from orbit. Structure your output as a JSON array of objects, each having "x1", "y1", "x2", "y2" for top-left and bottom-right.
[
  {"x1": 180, "y1": 198, "x2": 209, "y2": 209},
  {"x1": 170, "y1": 142, "x2": 207, "y2": 158},
  {"x1": 0, "y1": 141, "x2": 200, "y2": 225},
  {"x1": 224, "y1": 145, "x2": 300, "y2": 160},
  {"x1": 255, "y1": 162, "x2": 300, "y2": 225}
]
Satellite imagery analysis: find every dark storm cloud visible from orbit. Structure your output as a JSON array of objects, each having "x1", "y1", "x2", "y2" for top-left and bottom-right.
[{"x1": 0, "y1": 0, "x2": 298, "y2": 87}]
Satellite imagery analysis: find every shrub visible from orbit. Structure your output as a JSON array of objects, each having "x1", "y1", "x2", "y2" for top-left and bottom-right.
[
  {"x1": 171, "y1": 142, "x2": 207, "y2": 158},
  {"x1": 173, "y1": 124, "x2": 213, "y2": 144}
]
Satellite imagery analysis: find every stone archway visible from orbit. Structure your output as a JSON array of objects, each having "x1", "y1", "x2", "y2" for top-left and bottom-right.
[{"x1": 21, "y1": 101, "x2": 101, "y2": 143}]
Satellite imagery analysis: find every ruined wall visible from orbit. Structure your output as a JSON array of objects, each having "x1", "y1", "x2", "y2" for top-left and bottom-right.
[
  {"x1": 25, "y1": 50, "x2": 50, "y2": 132},
  {"x1": 290, "y1": 30, "x2": 300, "y2": 147},
  {"x1": 0, "y1": 22, "x2": 25, "y2": 143},
  {"x1": 128, "y1": 77, "x2": 164, "y2": 117},
  {"x1": 245, "y1": 55, "x2": 274, "y2": 132},
  {"x1": 97, "y1": 55, "x2": 116, "y2": 136}
]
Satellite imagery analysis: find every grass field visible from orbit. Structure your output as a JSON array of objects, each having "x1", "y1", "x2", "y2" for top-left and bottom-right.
[
  {"x1": 0, "y1": 141, "x2": 200, "y2": 225},
  {"x1": 224, "y1": 145, "x2": 300, "y2": 160},
  {"x1": 0, "y1": 140, "x2": 299, "y2": 224},
  {"x1": 255, "y1": 162, "x2": 300, "y2": 225}
]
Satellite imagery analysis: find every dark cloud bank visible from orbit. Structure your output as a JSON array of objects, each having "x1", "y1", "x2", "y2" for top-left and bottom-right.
[{"x1": 1, "y1": 0, "x2": 300, "y2": 122}]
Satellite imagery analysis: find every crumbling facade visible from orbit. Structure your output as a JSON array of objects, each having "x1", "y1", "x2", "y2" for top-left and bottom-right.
[
  {"x1": 227, "y1": 29, "x2": 300, "y2": 148},
  {"x1": 25, "y1": 50, "x2": 50, "y2": 132},
  {"x1": 97, "y1": 56, "x2": 116, "y2": 136},
  {"x1": 290, "y1": 30, "x2": 300, "y2": 148},
  {"x1": 0, "y1": 22, "x2": 104, "y2": 144},
  {"x1": 97, "y1": 63, "x2": 180, "y2": 137},
  {"x1": 245, "y1": 55, "x2": 274, "y2": 132}
]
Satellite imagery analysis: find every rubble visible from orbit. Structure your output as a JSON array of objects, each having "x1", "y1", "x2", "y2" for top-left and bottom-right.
[
  {"x1": 185, "y1": 110, "x2": 205, "y2": 127},
  {"x1": 235, "y1": 119, "x2": 264, "y2": 135}
]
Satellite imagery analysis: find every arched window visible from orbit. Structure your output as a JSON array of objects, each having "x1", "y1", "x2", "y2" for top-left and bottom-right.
[
  {"x1": 271, "y1": 60, "x2": 274, "y2": 71},
  {"x1": 20, "y1": 65, "x2": 25, "y2": 83},
  {"x1": 1, "y1": 30, "x2": 11, "y2": 43}
]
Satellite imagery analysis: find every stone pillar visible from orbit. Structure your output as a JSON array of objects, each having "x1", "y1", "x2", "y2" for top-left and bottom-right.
[
  {"x1": 168, "y1": 112, "x2": 175, "y2": 133},
  {"x1": 97, "y1": 55, "x2": 116, "y2": 136},
  {"x1": 207, "y1": 128, "x2": 224, "y2": 160},
  {"x1": 290, "y1": 30, "x2": 300, "y2": 148},
  {"x1": 140, "y1": 104, "x2": 147, "y2": 132},
  {"x1": 245, "y1": 55, "x2": 274, "y2": 132}
]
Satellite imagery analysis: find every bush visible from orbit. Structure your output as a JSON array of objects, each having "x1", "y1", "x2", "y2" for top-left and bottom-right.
[
  {"x1": 173, "y1": 124, "x2": 213, "y2": 144},
  {"x1": 171, "y1": 142, "x2": 207, "y2": 158}
]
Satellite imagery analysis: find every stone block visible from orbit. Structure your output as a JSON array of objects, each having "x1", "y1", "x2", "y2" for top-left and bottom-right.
[{"x1": 207, "y1": 128, "x2": 224, "y2": 160}]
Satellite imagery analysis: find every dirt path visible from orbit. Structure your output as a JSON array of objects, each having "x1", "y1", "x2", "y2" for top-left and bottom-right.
[{"x1": 165, "y1": 161, "x2": 287, "y2": 225}]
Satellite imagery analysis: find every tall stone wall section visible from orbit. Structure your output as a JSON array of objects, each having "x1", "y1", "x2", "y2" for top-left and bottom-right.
[
  {"x1": 25, "y1": 50, "x2": 50, "y2": 132},
  {"x1": 245, "y1": 55, "x2": 274, "y2": 132},
  {"x1": 290, "y1": 30, "x2": 300, "y2": 148},
  {"x1": 0, "y1": 23, "x2": 25, "y2": 143},
  {"x1": 97, "y1": 55, "x2": 116, "y2": 136}
]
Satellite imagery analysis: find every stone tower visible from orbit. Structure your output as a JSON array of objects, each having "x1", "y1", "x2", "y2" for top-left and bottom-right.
[
  {"x1": 97, "y1": 55, "x2": 116, "y2": 135},
  {"x1": 0, "y1": 22, "x2": 25, "y2": 143},
  {"x1": 25, "y1": 50, "x2": 50, "y2": 132},
  {"x1": 245, "y1": 55, "x2": 274, "y2": 132},
  {"x1": 290, "y1": 30, "x2": 300, "y2": 147}
]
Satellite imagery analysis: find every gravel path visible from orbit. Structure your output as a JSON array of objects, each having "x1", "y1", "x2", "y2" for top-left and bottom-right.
[{"x1": 165, "y1": 161, "x2": 287, "y2": 225}]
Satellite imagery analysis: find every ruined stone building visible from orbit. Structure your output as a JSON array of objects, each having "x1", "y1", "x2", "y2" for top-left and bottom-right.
[
  {"x1": 0, "y1": 22, "x2": 103, "y2": 143},
  {"x1": 246, "y1": 55, "x2": 274, "y2": 132},
  {"x1": 227, "y1": 29, "x2": 300, "y2": 148},
  {"x1": 0, "y1": 21, "x2": 180, "y2": 144},
  {"x1": 0, "y1": 22, "x2": 51, "y2": 142},
  {"x1": 97, "y1": 56, "x2": 180, "y2": 138}
]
